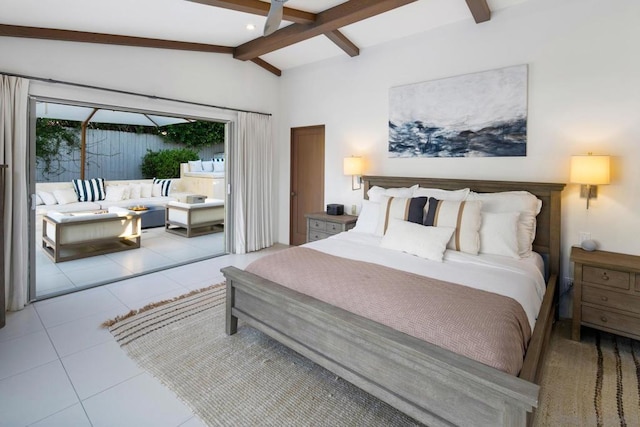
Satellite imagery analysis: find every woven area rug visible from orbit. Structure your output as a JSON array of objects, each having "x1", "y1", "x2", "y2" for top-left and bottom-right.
[
  {"x1": 105, "y1": 283, "x2": 420, "y2": 426},
  {"x1": 535, "y1": 320, "x2": 640, "y2": 427},
  {"x1": 106, "y1": 285, "x2": 640, "y2": 426}
]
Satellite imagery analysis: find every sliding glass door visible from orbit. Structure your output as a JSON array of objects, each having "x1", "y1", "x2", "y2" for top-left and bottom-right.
[{"x1": 29, "y1": 98, "x2": 230, "y2": 300}]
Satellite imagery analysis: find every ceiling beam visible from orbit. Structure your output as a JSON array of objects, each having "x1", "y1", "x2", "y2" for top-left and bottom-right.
[
  {"x1": 325, "y1": 30, "x2": 359, "y2": 57},
  {"x1": 192, "y1": 0, "x2": 360, "y2": 58},
  {"x1": 186, "y1": 0, "x2": 315, "y2": 24},
  {"x1": 250, "y1": 57, "x2": 282, "y2": 76},
  {"x1": 234, "y1": 0, "x2": 418, "y2": 61},
  {"x1": 465, "y1": 0, "x2": 491, "y2": 23},
  {"x1": 0, "y1": 24, "x2": 234, "y2": 54}
]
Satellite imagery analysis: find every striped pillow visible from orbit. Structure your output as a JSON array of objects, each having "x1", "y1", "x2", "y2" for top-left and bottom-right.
[
  {"x1": 423, "y1": 197, "x2": 482, "y2": 255},
  {"x1": 375, "y1": 196, "x2": 427, "y2": 236},
  {"x1": 153, "y1": 178, "x2": 172, "y2": 196},
  {"x1": 72, "y1": 178, "x2": 106, "y2": 202}
]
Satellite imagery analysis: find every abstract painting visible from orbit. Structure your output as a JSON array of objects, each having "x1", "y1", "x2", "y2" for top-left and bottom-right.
[{"x1": 389, "y1": 65, "x2": 528, "y2": 157}]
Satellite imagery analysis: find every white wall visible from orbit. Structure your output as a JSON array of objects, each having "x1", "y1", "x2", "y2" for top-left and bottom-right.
[
  {"x1": 0, "y1": 37, "x2": 279, "y2": 116},
  {"x1": 277, "y1": 0, "x2": 640, "y2": 313}
]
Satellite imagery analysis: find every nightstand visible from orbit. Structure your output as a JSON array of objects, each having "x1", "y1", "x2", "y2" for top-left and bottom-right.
[
  {"x1": 571, "y1": 247, "x2": 640, "y2": 341},
  {"x1": 305, "y1": 212, "x2": 357, "y2": 243}
]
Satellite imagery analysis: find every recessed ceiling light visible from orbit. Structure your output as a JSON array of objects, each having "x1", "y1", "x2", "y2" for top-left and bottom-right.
[{"x1": 246, "y1": 24, "x2": 256, "y2": 31}]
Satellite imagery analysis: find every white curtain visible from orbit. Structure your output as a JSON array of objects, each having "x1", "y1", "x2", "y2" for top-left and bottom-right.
[
  {"x1": 1, "y1": 76, "x2": 29, "y2": 311},
  {"x1": 232, "y1": 112, "x2": 273, "y2": 254}
]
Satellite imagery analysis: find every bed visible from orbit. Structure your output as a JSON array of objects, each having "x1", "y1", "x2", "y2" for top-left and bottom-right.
[{"x1": 221, "y1": 176, "x2": 565, "y2": 426}]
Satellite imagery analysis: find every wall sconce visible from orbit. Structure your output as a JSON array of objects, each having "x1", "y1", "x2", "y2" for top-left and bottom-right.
[
  {"x1": 343, "y1": 156, "x2": 364, "y2": 191},
  {"x1": 570, "y1": 153, "x2": 610, "y2": 209}
]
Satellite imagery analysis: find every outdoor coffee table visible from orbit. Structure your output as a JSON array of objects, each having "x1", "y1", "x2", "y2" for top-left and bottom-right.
[{"x1": 129, "y1": 205, "x2": 166, "y2": 229}]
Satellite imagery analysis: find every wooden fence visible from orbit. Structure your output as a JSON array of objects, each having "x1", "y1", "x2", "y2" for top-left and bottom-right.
[{"x1": 36, "y1": 129, "x2": 223, "y2": 182}]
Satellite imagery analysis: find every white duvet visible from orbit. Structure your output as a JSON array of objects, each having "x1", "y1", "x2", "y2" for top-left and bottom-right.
[{"x1": 304, "y1": 231, "x2": 546, "y2": 330}]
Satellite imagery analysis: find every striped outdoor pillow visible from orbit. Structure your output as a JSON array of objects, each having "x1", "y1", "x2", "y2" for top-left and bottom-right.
[
  {"x1": 72, "y1": 178, "x2": 106, "y2": 202},
  {"x1": 153, "y1": 178, "x2": 172, "y2": 197},
  {"x1": 423, "y1": 197, "x2": 482, "y2": 255}
]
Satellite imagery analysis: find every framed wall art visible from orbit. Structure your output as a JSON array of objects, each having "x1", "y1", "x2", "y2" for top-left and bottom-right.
[{"x1": 389, "y1": 64, "x2": 528, "y2": 158}]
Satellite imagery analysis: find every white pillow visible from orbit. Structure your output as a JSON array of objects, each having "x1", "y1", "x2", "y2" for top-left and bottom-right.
[
  {"x1": 413, "y1": 187, "x2": 470, "y2": 201},
  {"x1": 202, "y1": 160, "x2": 214, "y2": 172},
  {"x1": 380, "y1": 220, "x2": 455, "y2": 262},
  {"x1": 188, "y1": 160, "x2": 203, "y2": 172},
  {"x1": 37, "y1": 191, "x2": 57, "y2": 206},
  {"x1": 141, "y1": 183, "x2": 153, "y2": 198},
  {"x1": 121, "y1": 185, "x2": 131, "y2": 200},
  {"x1": 105, "y1": 185, "x2": 127, "y2": 202},
  {"x1": 479, "y1": 212, "x2": 520, "y2": 259},
  {"x1": 423, "y1": 198, "x2": 482, "y2": 255},
  {"x1": 53, "y1": 188, "x2": 79, "y2": 205},
  {"x1": 367, "y1": 184, "x2": 418, "y2": 203},
  {"x1": 151, "y1": 183, "x2": 163, "y2": 197},
  {"x1": 468, "y1": 191, "x2": 542, "y2": 257},
  {"x1": 34, "y1": 193, "x2": 44, "y2": 206},
  {"x1": 351, "y1": 200, "x2": 380, "y2": 234},
  {"x1": 213, "y1": 158, "x2": 225, "y2": 173},
  {"x1": 129, "y1": 183, "x2": 141, "y2": 199}
]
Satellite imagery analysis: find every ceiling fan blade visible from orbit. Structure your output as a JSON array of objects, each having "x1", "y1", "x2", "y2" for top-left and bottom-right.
[{"x1": 264, "y1": 0, "x2": 287, "y2": 37}]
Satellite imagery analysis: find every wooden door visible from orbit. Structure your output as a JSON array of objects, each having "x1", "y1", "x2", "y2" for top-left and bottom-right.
[{"x1": 290, "y1": 125, "x2": 325, "y2": 246}]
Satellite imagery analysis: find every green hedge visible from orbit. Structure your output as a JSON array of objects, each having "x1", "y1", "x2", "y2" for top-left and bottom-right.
[{"x1": 140, "y1": 148, "x2": 199, "y2": 179}]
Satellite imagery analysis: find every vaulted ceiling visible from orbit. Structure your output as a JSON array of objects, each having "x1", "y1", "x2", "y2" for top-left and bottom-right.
[{"x1": 0, "y1": 0, "x2": 528, "y2": 76}]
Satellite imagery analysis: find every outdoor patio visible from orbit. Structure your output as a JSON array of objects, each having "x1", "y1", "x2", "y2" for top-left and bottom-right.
[{"x1": 35, "y1": 225, "x2": 225, "y2": 299}]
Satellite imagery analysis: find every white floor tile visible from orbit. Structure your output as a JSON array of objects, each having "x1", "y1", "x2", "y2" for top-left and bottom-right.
[
  {"x1": 29, "y1": 403, "x2": 92, "y2": 427},
  {"x1": 105, "y1": 247, "x2": 175, "y2": 273},
  {"x1": 64, "y1": 262, "x2": 135, "y2": 288},
  {"x1": 55, "y1": 254, "x2": 116, "y2": 274},
  {"x1": 0, "y1": 305, "x2": 44, "y2": 343},
  {"x1": 0, "y1": 360, "x2": 79, "y2": 427},
  {"x1": 47, "y1": 311, "x2": 116, "y2": 357},
  {"x1": 35, "y1": 287, "x2": 129, "y2": 328},
  {"x1": 61, "y1": 341, "x2": 143, "y2": 400},
  {"x1": 36, "y1": 272, "x2": 76, "y2": 297},
  {"x1": 0, "y1": 330, "x2": 58, "y2": 380},
  {"x1": 83, "y1": 373, "x2": 193, "y2": 427},
  {"x1": 105, "y1": 273, "x2": 185, "y2": 307}
]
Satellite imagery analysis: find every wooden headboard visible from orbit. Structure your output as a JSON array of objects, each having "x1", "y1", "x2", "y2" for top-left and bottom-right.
[{"x1": 362, "y1": 176, "x2": 566, "y2": 277}]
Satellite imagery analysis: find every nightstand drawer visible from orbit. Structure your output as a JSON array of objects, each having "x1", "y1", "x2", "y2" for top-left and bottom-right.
[
  {"x1": 582, "y1": 306, "x2": 640, "y2": 335},
  {"x1": 583, "y1": 285, "x2": 640, "y2": 315},
  {"x1": 583, "y1": 266, "x2": 629, "y2": 290},
  {"x1": 325, "y1": 222, "x2": 342, "y2": 234},
  {"x1": 309, "y1": 219, "x2": 326, "y2": 231},
  {"x1": 308, "y1": 230, "x2": 331, "y2": 242}
]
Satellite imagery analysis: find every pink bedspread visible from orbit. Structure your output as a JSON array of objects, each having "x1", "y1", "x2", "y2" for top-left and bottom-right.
[{"x1": 245, "y1": 247, "x2": 532, "y2": 375}]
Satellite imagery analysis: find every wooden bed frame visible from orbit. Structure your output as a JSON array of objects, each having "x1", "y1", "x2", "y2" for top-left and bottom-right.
[{"x1": 221, "y1": 176, "x2": 565, "y2": 427}]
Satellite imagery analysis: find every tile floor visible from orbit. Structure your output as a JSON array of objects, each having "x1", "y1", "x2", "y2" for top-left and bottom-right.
[
  {"x1": 36, "y1": 226, "x2": 226, "y2": 299},
  {"x1": 0, "y1": 244, "x2": 287, "y2": 427}
]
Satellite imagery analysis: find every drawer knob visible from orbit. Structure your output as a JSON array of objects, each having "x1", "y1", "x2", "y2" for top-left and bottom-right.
[
  {"x1": 601, "y1": 273, "x2": 609, "y2": 281},
  {"x1": 601, "y1": 296, "x2": 609, "y2": 302},
  {"x1": 601, "y1": 316, "x2": 608, "y2": 323}
]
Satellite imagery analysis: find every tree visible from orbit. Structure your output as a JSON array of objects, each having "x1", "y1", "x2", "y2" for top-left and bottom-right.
[
  {"x1": 141, "y1": 148, "x2": 199, "y2": 179},
  {"x1": 158, "y1": 121, "x2": 225, "y2": 148}
]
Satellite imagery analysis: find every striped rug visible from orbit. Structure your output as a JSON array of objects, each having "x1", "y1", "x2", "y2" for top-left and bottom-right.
[
  {"x1": 535, "y1": 321, "x2": 640, "y2": 426},
  {"x1": 105, "y1": 286, "x2": 640, "y2": 426}
]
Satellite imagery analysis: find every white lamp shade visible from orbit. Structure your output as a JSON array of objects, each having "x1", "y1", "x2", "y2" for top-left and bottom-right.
[
  {"x1": 343, "y1": 157, "x2": 363, "y2": 176},
  {"x1": 570, "y1": 155, "x2": 610, "y2": 185}
]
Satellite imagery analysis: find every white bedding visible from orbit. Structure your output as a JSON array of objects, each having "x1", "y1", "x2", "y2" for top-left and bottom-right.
[{"x1": 304, "y1": 231, "x2": 546, "y2": 330}]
